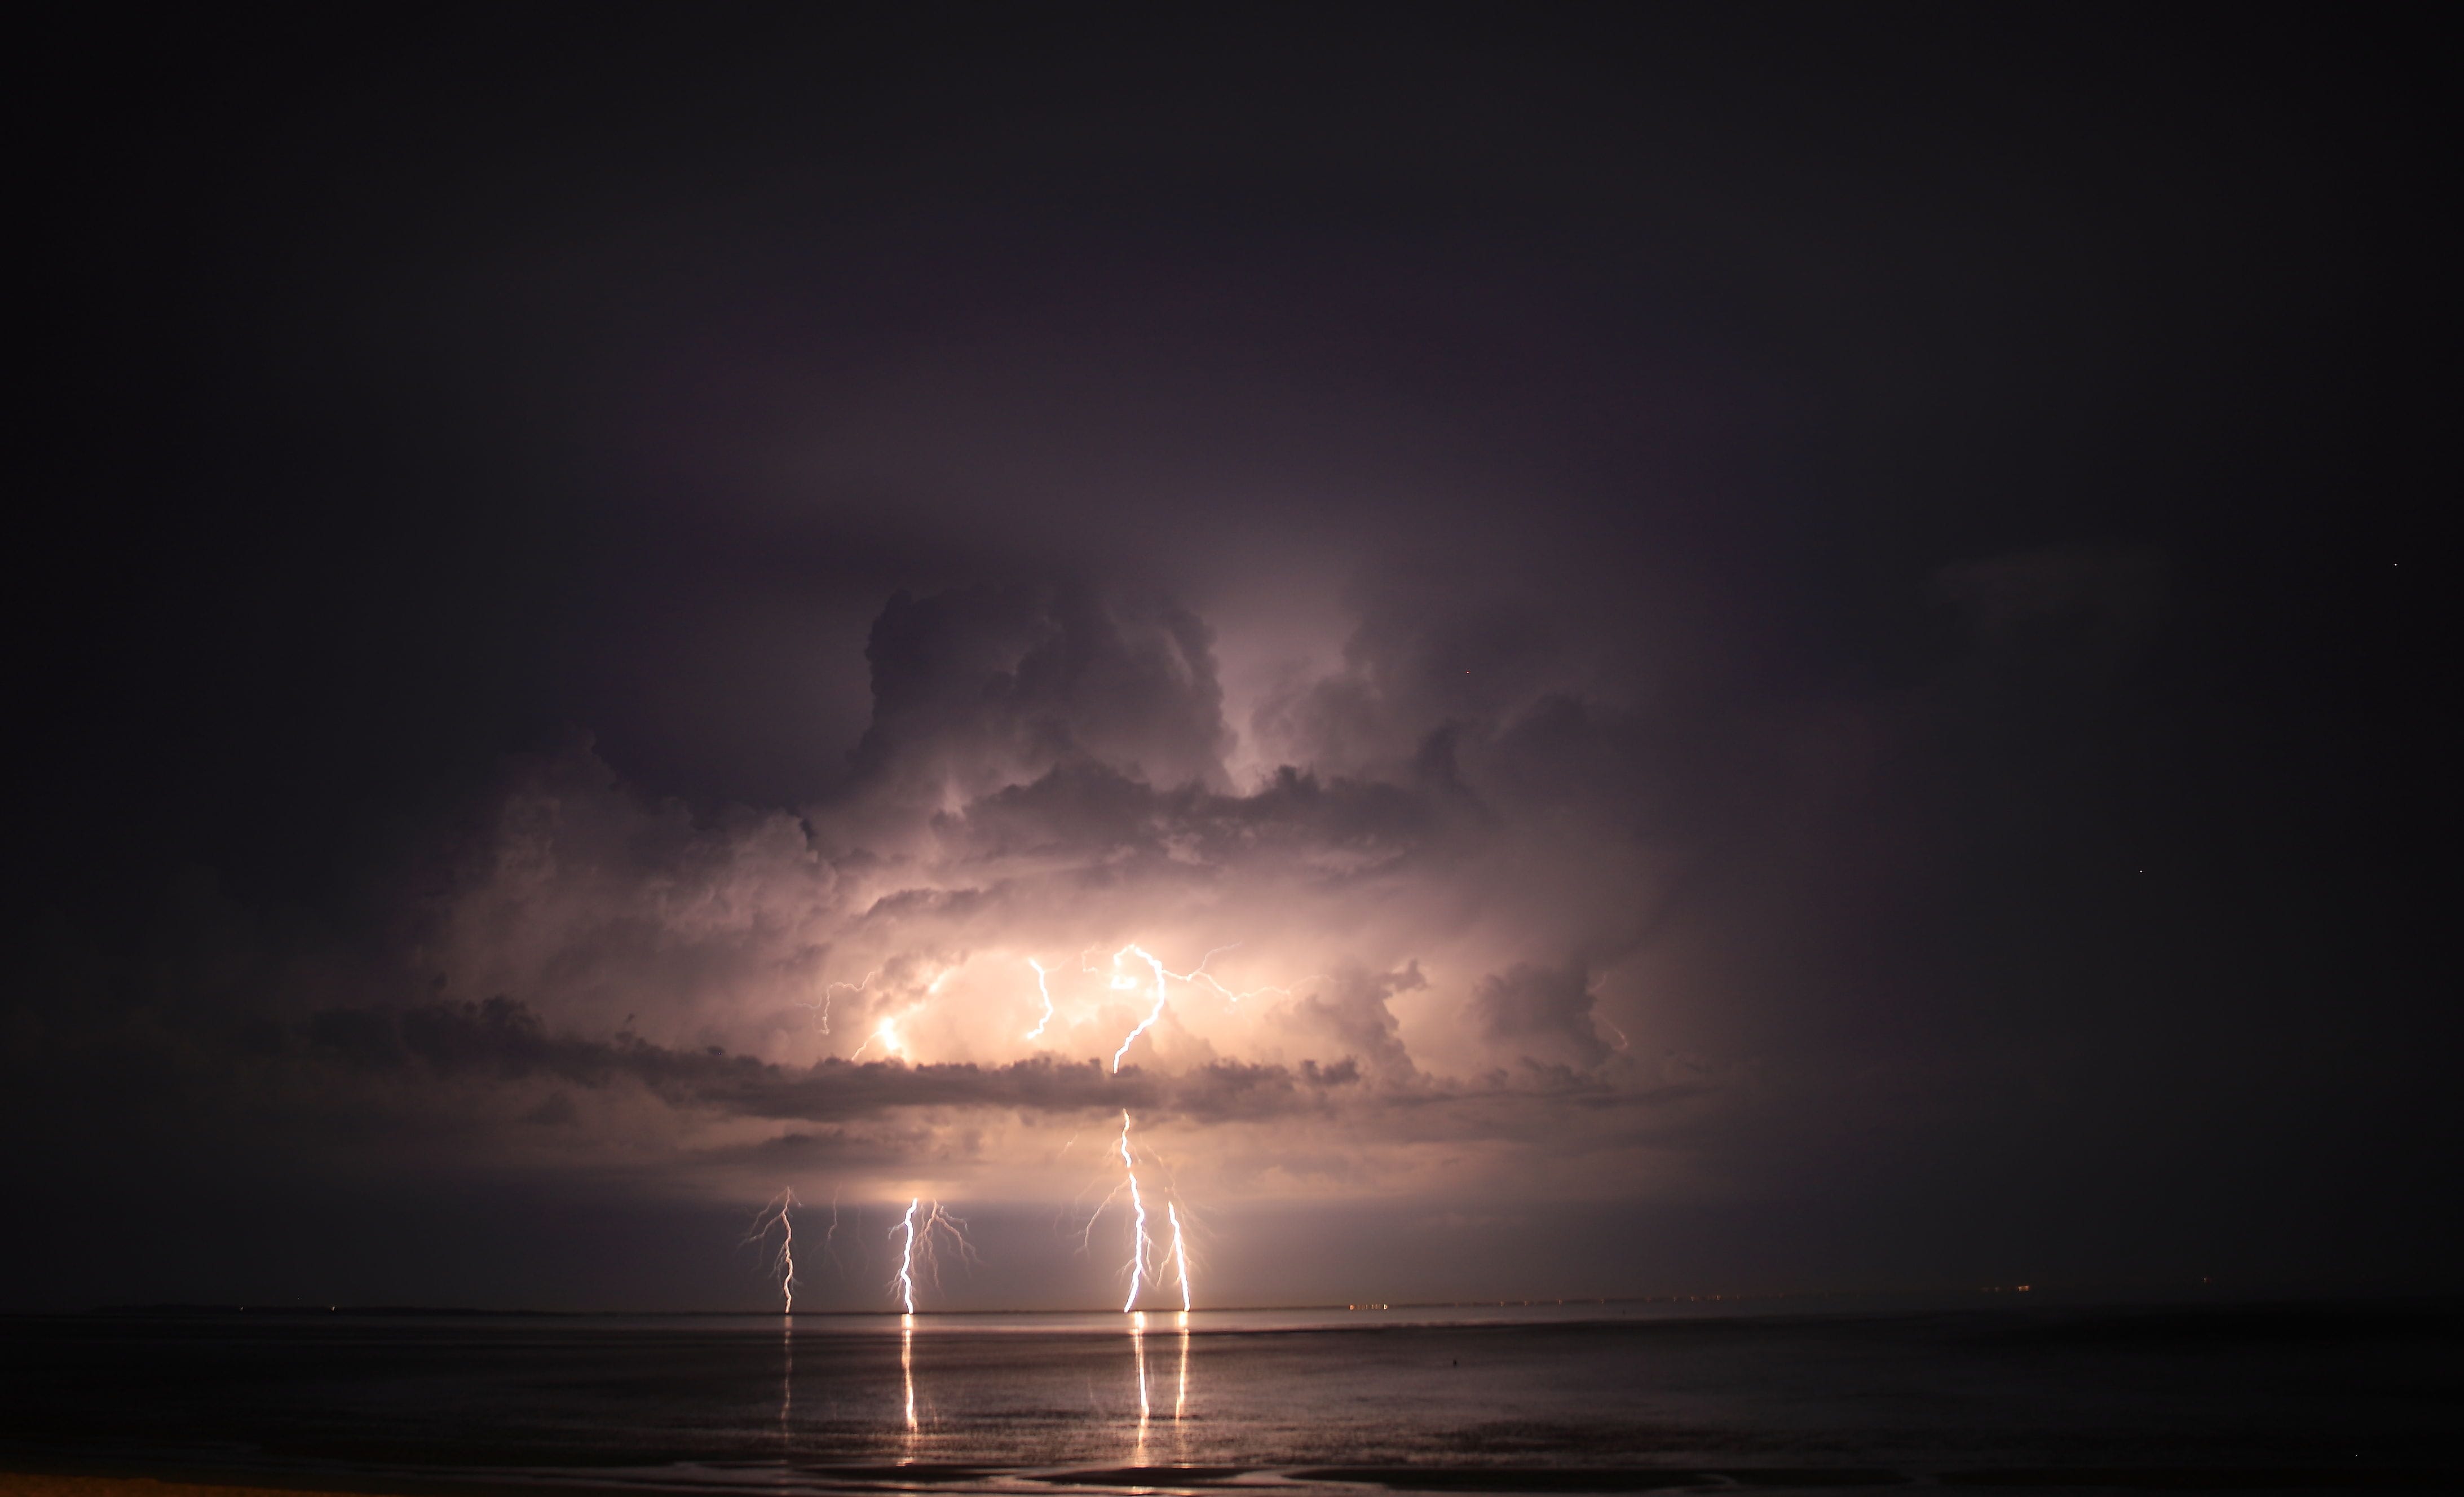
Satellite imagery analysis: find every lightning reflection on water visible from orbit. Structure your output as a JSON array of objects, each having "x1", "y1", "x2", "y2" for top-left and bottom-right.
[
  {"x1": 1129, "y1": 1310, "x2": 1149, "y2": 1460},
  {"x1": 900, "y1": 1313, "x2": 917, "y2": 1447}
]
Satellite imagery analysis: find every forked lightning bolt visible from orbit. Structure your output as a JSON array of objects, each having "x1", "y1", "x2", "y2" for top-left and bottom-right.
[
  {"x1": 1167, "y1": 1201, "x2": 1193, "y2": 1314},
  {"x1": 1110, "y1": 947, "x2": 1170, "y2": 1072},
  {"x1": 1116, "y1": 1110, "x2": 1155, "y2": 1312},
  {"x1": 891, "y1": 1196, "x2": 976, "y2": 1313},
  {"x1": 1102, "y1": 942, "x2": 1324, "y2": 1072},
  {"x1": 895, "y1": 1199, "x2": 919, "y2": 1314},
  {"x1": 830, "y1": 962, "x2": 960, "y2": 1058},
  {"x1": 779, "y1": 944, "x2": 1265, "y2": 1319},
  {"x1": 807, "y1": 965, "x2": 892, "y2": 1037},
  {"x1": 743, "y1": 1187, "x2": 800, "y2": 1313}
]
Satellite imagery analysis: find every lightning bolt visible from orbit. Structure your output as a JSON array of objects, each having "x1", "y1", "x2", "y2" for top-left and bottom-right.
[
  {"x1": 890, "y1": 1196, "x2": 976, "y2": 1313},
  {"x1": 1117, "y1": 1110, "x2": 1154, "y2": 1312},
  {"x1": 894, "y1": 1198, "x2": 919, "y2": 1314},
  {"x1": 1101, "y1": 940, "x2": 1324, "y2": 1071},
  {"x1": 743, "y1": 1188, "x2": 800, "y2": 1313},
  {"x1": 1110, "y1": 946, "x2": 1170, "y2": 1072},
  {"x1": 1167, "y1": 1201, "x2": 1193, "y2": 1314},
  {"x1": 829, "y1": 960, "x2": 963, "y2": 1058},
  {"x1": 853, "y1": 1016, "x2": 907, "y2": 1061},
  {"x1": 1163, "y1": 940, "x2": 1327, "y2": 1005},
  {"x1": 1025, "y1": 957, "x2": 1056, "y2": 1041},
  {"x1": 779, "y1": 1201, "x2": 795, "y2": 1313},
  {"x1": 809, "y1": 965, "x2": 893, "y2": 1037},
  {"x1": 1177, "y1": 941, "x2": 1290, "y2": 1004},
  {"x1": 891, "y1": 1193, "x2": 969, "y2": 1436}
]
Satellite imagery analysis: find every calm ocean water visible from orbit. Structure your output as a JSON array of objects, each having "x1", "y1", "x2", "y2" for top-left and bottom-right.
[{"x1": 3, "y1": 1300, "x2": 2455, "y2": 1494}]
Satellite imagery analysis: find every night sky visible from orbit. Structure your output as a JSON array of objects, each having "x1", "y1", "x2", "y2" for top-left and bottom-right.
[{"x1": 11, "y1": 7, "x2": 2449, "y2": 1313}]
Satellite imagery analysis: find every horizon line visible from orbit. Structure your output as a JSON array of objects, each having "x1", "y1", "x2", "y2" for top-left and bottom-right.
[{"x1": 47, "y1": 1279, "x2": 2344, "y2": 1319}]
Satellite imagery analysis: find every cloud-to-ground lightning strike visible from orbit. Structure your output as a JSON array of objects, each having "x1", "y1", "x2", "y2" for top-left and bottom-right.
[
  {"x1": 1025, "y1": 957, "x2": 1056, "y2": 1041},
  {"x1": 894, "y1": 1199, "x2": 920, "y2": 1314},
  {"x1": 1116, "y1": 1111, "x2": 1155, "y2": 1311},
  {"x1": 891, "y1": 1196, "x2": 977, "y2": 1313},
  {"x1": 743, "y1": 1188, "x2": 800, "y2": 1312},
  {"x1": 1167, "y1": 1201, "x2": 1193, "y2": 1314},
  {"x1": 818, "y1": 953, "x2": 1240, "y2": 1320},
  {"x1": 890, "y1": 1196, "x2": 973, "y2": 1442}
]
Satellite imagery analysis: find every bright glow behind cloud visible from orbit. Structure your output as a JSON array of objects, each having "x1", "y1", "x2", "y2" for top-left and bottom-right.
[{"x1": 405, "y1": 584, "x2": 1704, "y2": 1224}]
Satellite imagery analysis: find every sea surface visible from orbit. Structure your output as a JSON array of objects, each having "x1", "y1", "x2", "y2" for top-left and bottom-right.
[{"x1": 3, "y1": 1299, "x2": 2456, "y2": 1495}]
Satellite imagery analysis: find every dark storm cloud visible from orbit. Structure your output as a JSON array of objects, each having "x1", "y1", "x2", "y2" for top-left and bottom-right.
[
  {"x1": 1472, "y1": 962, "x2": 1613, "y2": 1071},
  {"x1": 1291, "y1": 964, "x2": 1423, "y2": 1085},
  {"x1": 856, "y1": 584, "x2": 1235, "y2": 798},
  {"x1": 299, "y1": 994, "x2": 1367, "y2": 1127},
  {"x1": 947, "y1": 762, "x2": 1455, "y2": 870}
]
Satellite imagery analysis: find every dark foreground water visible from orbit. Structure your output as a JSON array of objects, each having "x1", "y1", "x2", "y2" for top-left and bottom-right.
[{"x1": 3, "y1": 1300, "x2": 2456, "y2": 1495}]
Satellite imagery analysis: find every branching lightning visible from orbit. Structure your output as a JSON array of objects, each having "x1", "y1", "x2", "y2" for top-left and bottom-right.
[
  {"x1": 1174, "y1": 941, "x2": 1322, "y2": 1005},
  {"x1": 827, "y1": 961, "x2": 962, "y2": 1058},
  {"x1": 778, "y1": 942, "x2": 1287, "y2": 1322},
  {"x1": 894, "y1": 1199, "x2": 919, "y2": 1314},
  {"x1": 1099, "y1": 940, "x2": 1324, "y2": 1071},
  {"x1": 891, "y1": 1195, "x2": 977, "y2": 1313},
  {"x1": 853, "y1": 1017, "x2": 907, "y2": 1061},
  {"x1": 743, "y1": 1187, "x2": 801, "y2": 1313},
  {"x1": 1110, "y1": 946, "x2": 1171, "y2": 1072},
  {"x1": 1167, "y1": 1201, "x2": 1193, "y2": 1314},
  {"x1": 1075, "y1": 1110, "x2": 1199, "y2": 1321},
  {"x1": 811, "y1": 966, "x2": 895, "y2": 1037},
  {"x1": 1116, "y1": 1110, "x2": 1155, "y2": 1312}
]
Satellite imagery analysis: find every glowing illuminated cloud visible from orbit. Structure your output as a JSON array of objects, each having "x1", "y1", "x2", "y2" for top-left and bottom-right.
[{"x1": 418, "y1": 586, "x2": 1661, "y2": 1305}]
